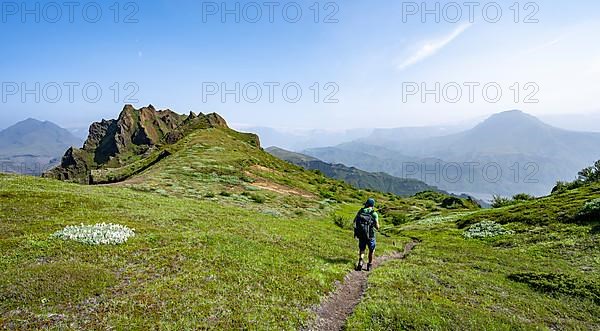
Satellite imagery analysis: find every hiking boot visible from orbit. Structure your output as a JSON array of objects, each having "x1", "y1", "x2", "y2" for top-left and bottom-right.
[
  {"x1": 355, "y1": 261, "x2": 363, "y2": 271},
  {"x1": 366, "y1": 263, "x2": 372, "y2": 271}
]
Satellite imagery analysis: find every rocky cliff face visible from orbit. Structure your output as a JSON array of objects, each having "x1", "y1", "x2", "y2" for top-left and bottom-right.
[
  {"x1": 43, "y1": 104, "x2": 238, "y2": 183},
  {"x1": 47, "y1": 147, "x2": 93, "y2": 183}
]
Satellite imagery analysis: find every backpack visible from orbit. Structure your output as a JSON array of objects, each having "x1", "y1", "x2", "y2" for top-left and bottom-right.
[{"x1": 354, "y1": 208, "x2": 375, "y2": 240}]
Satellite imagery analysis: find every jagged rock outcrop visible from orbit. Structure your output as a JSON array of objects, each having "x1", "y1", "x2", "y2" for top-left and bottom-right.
[
  {"x1": 45, "y1": 147, "x2": 93, "y2": 184},
  {"x1": 43, "y1": 104, "x2": 240, "y2": 183},
  {"x1": 203, "y1": 112, "x2": 229, "y2": 128}
]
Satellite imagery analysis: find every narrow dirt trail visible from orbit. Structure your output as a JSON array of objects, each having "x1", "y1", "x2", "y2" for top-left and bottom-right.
[{"x1": 305, "y1": 241, "x2": 418, "y2": 331}]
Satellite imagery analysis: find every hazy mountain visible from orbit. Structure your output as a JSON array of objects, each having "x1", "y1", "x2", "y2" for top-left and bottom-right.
[
  {"x1": 358, "y1": 122, "x2": 475, "y2": 146},
  {"x1": 304, "y1": 145, "x2": 513, "y2": 200},
  {"x1": 0, "y1": 118, "x2": 83, "y2": 175},
  {"x1": 265, "y1": 146, "x2": 319, "y2": 163},
  {"x1": 0, "y1": 118, "x2": 82, "y2": 156},
  {"x1": 395, "y1": 111, "x2": 600, "y2": 160},
  {"x1": 304, "y1": 110, "x2": 600, "y2": 198},
  {"x1": 266, "y1": 146, "x2": 439, "y2": 196},
  {"x1": 234, "y1": 126, "x2": 373, "y2": 150}
]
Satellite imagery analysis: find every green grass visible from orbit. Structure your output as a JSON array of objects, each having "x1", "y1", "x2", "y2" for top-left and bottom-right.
[
  {"x1": 346, "y1": 185, "x2": 600, "y2": 330},
  {"x1": 0, "y1": 174, "x2": 404, "y2": 329},
  {"x1": 2, "y1": 177, "x2": 598, "y2": 329},
  {"x1": 91, "y1": 149, "x2": 171, "y2": 184},
  {"x1": 118, "y1": 128, "x2": 352, "y2": 217},
  {"x1": 457, "y1": 184, "x2": 600, "y2": 228}
]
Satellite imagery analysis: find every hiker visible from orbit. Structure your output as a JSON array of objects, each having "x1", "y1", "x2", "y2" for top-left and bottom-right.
[{"x1": 354, "y1": 198, "x2": 380, "y2": 271}]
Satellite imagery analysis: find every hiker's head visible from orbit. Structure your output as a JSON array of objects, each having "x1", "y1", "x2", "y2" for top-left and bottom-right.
[{"x1": 365, "y1": 198, "x2": 375, "y2": 208}]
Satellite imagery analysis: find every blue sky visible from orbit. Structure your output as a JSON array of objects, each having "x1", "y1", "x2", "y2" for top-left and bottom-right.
[{"x1": 2, "y1": 0, "x2": 600, "y2": 130}]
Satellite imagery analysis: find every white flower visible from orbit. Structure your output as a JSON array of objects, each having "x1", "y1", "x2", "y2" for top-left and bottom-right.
[
  {"x1": 52, "y1": 223, "x2": 135, "y2": 245},
  {"x1": 463, "y1": 220, "x2": 514, "y2": 239}
]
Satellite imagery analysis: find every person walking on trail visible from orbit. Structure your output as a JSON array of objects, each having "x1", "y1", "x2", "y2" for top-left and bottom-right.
[{"x1": 354, "y1": 198, "x2": 380, "y2": 271}]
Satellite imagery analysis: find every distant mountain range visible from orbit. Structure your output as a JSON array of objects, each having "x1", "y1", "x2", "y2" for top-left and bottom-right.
[
  {"x1": 0, "y1": 119, "x2": 83, "y2": 175},
  {"x1": 304, "y1": 110, "x2": 600, "y2": 199},
  {"x1": 5, "y1": 110, "x2": 600, "y2": 199},
  {"x1": 358, "y1": 123, "x2": 475, "y2": 146},
  {"x1": 266, "y1": 147, "x2": 439, "y2": 196},
  {"x1": 233, "y1": 112, "x2": 600, "y2": 152},
  {"x1": 234, "y1": 126, "x2": 373, "y2": 151}
]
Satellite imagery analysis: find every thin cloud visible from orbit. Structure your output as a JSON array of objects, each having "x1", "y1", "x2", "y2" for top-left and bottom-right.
[
  {"x1": 397, "y1": 23, "x2": 472, "y2": 71},
  {"x1": 523, "y1": 37, "x2": 563, "y2": 55}
]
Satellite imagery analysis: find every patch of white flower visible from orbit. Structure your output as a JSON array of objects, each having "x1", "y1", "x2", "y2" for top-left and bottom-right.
[
  {"x1": 415, "y1": 212, "x2": 474, "y2": 225},
  {"x1": 463, "y1": 220, "x2": 514, "y2": 239},
  {"x1": 580, "y1": 198, "x2": 600, "y2": 214},
  {"x1": 52, "y1": 223, "x2": 135, "y2": 245}
]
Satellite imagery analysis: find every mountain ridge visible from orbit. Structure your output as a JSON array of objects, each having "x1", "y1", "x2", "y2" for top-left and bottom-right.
[
  {"x1": 266, "y1": 146, "x2": 440, "y2": 197},
  {"x1": 44, "y1": 104, "x2": 240, "y2": 183}
]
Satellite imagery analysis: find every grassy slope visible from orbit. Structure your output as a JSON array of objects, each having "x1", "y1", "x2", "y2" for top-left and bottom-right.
[
  {"x1": 4, "y1": 162, "x2": 598, "y2": 329},
  {"x1": 116, "y1": 127, "x2": 476, "y2": 220},
  {"x1": 0, "y1": 174, "x2": 407, "y2": 329},
  {"x1": 346, "y1": 185, "x2": 600, "y2": 330},
  {"x1": 116, "y1": 127, "x2": 358, "y2": 217},
  {"x1": 0, "y1": 165, "x2": 474, "y2": 328}
]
